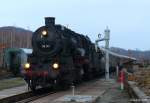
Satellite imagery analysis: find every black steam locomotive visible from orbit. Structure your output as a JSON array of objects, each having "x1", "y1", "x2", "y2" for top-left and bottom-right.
[{"x1": 22, "y1": 17, "x2": 104, "y2": 91}]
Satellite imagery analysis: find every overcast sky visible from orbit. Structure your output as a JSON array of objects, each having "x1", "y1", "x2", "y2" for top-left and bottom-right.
[{"x1": 0, "y1": 0, "x2": 149, "y2": 50}]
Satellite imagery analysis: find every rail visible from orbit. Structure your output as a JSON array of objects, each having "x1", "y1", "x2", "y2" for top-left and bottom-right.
[{"x1": 0, "y1": 87, "x2": 56, "y2": 103}]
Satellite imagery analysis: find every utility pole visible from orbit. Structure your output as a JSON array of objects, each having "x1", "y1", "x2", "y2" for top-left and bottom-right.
[{"x1": 95, "y1": 26, "x2": 110, "y2": 80}]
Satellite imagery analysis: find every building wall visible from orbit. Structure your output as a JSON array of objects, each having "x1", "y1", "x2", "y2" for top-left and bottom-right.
[{"x1": 0, "y1": 26, "x2": 32, "y2": 67}]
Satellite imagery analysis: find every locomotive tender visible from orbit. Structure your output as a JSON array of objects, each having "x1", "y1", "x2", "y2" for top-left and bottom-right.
[{"x1": 22, "y1": 17, "x2": 104, "y2": 90}]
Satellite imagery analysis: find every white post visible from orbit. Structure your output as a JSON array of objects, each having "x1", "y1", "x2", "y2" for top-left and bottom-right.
[
  {"x1": 72, "y1": 85, "x2": 75, "y2": 96},
  {"x1": 104, "y1": 26, "x2": 110, "y2": 80},
  {"x1": 116, "y1": 65, "x2": 119, "y2": 77},
  {"x1": 121, "y1": 82, "x2": 124, "y2": 90}
]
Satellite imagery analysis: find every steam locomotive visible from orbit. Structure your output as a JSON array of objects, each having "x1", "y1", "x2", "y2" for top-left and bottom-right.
[{"x1": 22, "y1": 17, "x2": 105, "y2": 91}]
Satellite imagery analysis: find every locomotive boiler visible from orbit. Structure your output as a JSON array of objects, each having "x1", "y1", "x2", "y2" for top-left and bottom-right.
[{"x1": 22, "y1": 17, "x2": 104, "y2": 91}]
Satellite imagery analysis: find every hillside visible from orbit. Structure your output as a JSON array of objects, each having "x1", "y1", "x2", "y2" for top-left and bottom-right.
[{"x1": 0, "y1": 26, "x2": 32, "y2": 48}]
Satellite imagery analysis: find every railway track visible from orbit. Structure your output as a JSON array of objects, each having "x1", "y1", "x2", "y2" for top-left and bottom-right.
[
  {"x1": 16, "y1": 91, "x2": 56, "y2": 103},
  {"x1": 0, "y1": 87, "x2": 56, "y2": 103},
  {"x1": 0, "y1": 79, "x2": 100, "y2": 103}
]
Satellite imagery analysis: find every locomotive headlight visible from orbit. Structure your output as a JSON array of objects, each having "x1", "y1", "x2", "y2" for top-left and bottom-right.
[
  {"x1": 24, "y1": 63, "x2": 30, "y2": 69},
  {"x1": 42, "y1": 30, "x2": 47, "y2": 36},
  {"x1": 52, "y1": 63, "x2": 59, "y2": 69}
]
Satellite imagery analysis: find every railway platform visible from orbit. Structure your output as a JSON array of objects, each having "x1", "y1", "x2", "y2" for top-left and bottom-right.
[
  {"x1": 0, "y1": 77, "x2": 26, "y2": 100},
  {"x1": 0, "y1": 84, "x2": 28, "y2": 99},
  {"x1": 29, "y1": 78, "x2": 130, "y2": 103}
]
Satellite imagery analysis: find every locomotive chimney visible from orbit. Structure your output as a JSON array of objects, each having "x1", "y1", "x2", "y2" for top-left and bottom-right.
[{"x1": 45, "y1": 17, "x2": 55, "y2": 26}]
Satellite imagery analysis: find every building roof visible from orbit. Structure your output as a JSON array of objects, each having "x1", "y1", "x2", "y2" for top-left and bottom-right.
[
  {"x1": 20, "y1": 48, "x2": 32, "y2": 54},
  {"x1": 100, "y1": 47, "x2": 136, "y2": 61}
]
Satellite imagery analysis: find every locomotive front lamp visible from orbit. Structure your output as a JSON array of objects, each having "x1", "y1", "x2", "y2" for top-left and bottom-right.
[
  {"x1": 53, "y1": 63, "x2": 59, "y2": 69},
  {"x1": 25, "y1": 63, "x2": 30, "y2": 69},
  {"x1": 42, "y1": 30, "x2": 47, "y2": 36}
]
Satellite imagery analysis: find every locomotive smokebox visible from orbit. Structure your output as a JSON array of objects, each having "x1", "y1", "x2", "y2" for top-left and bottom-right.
[{"x1": 45, "y1": 17, "x2": 55, "y2": 26}]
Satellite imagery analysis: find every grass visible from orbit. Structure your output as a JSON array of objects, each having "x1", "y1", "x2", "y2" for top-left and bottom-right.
[{"x1": 0, "y1": 77, "x2": 26, "y2": 91}]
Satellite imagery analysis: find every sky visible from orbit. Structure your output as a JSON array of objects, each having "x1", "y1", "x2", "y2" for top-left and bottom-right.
[{"x1": 0, "y1": 0, "x2": 150, "y2": 50}]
